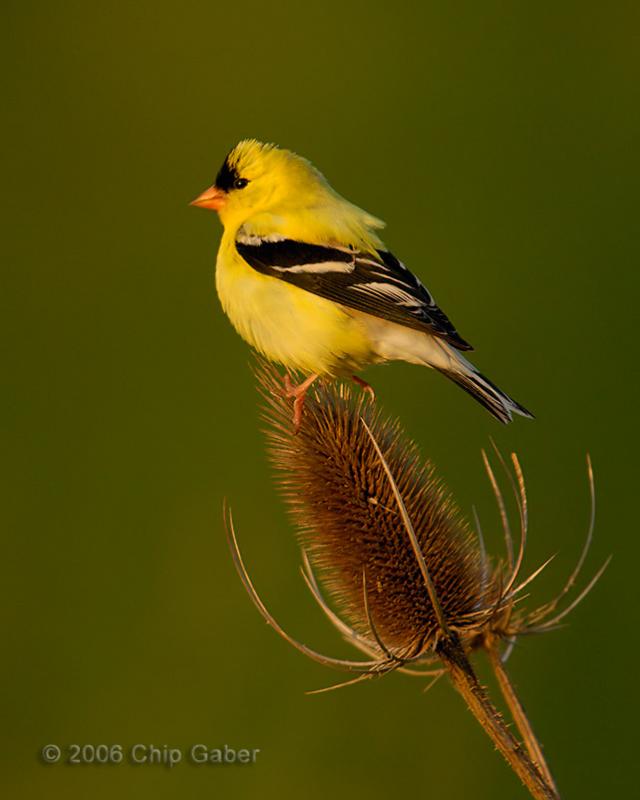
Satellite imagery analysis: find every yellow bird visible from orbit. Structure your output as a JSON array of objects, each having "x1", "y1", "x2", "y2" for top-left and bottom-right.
[{"x1": 192, "y1": 139, "x2": 532, "y2": 428}]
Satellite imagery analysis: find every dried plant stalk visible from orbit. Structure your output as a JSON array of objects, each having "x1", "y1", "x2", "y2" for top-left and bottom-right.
[
  {"x1": 487, "y1": 644, "x2": 558, "y2": 794},
  {"x1": 225, "y1": 361, "x2": 608, "y2": 800}
]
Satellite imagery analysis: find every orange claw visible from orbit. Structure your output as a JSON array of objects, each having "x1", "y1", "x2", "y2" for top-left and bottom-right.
[
  {"x1": 283, "y1": 373, "x2": 319, "y2": 432},
  {"x1": 352, "y1": 375, "x2": 376, "y2": 401}
]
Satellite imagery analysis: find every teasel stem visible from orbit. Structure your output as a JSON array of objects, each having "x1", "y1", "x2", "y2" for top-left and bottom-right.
[
  {"x1": 437, "y1": 636, "x2": 557, "y2": 800},
  {"x1": 486, "y1": 643, "x2": 558, "y2": 795}
]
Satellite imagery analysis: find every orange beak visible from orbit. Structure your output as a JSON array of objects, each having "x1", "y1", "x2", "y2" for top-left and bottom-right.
[{"x1": 190, "y1": 184, "x2": 227, "y2": 211}]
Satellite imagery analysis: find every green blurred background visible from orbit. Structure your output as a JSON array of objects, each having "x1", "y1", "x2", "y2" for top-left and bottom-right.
[{"x1": 3, "y1": 2, "x2": 638, "y2": 797}]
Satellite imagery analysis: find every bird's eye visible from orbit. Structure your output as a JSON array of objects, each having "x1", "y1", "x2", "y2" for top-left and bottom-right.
[{"x1": 234, "y1": 178, "x2": 249, "y2": 190}]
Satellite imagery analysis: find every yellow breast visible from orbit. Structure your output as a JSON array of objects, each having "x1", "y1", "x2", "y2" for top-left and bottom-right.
[{"x1": 215, "y1": 239, "x2": 374, "y2": 376}]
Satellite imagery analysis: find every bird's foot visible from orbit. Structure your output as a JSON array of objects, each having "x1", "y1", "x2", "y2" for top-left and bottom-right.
[
  {"x1": 282, "y1": 373, "x2": 319, "y2": 432},
  {"x1": 351, "y1": 375, "x2": 376, "y2": 401}
]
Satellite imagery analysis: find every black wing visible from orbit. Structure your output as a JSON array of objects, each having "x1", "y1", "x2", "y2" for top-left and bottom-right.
[{"x1": 235, "y1": 236, "x2": 472, "y2": 351}]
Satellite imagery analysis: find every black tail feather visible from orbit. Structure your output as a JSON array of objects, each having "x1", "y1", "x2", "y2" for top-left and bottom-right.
[{"x1": 437, "y1": 368, "x2": 534, "y2": 424}]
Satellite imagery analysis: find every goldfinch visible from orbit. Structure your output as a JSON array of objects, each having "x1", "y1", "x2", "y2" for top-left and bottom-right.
[{"x1": 192, "y1": 140, "x2": 532, "y2": 427}]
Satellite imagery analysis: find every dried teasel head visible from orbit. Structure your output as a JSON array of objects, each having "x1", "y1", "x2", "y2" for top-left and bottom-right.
[
  {"x1": 225, "y1": 362, "x2": 608, "y2": 675},
  {"x1": 225, "y1": 361, "x2": 609, "y2": 800},
  {"x1": 260, "y1": 366, "x2": 498, "y2": 660}
]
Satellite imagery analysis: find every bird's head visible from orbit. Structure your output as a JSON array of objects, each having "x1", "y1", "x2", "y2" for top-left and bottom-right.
[
  {"x1": 191, "y1": 140, "x2": 385, "y2": 247},
  {"x1": 191, "y1": 139, "x2": 329, "y2": 227}
]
